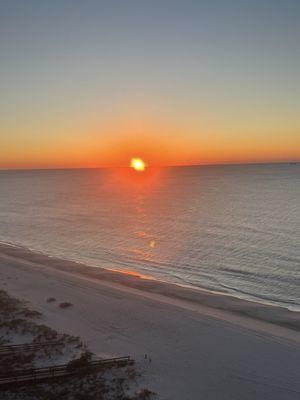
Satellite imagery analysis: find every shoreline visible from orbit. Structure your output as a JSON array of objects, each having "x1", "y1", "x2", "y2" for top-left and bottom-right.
[
  {"x1": 1, "y1": 241, "x2": 300, "y2": 399},
  {"x1": 0, "y1": 242, "x2": 299, "y2": 334}
]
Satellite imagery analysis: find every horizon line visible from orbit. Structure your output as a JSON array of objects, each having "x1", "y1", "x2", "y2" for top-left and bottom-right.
[{"x1": 0, "y1": 160, "x2": 299, "y2": 172}]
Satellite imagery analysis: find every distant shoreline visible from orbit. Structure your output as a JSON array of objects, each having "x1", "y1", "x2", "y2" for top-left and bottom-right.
[{"x1": 0, "y1": 242, "x2": 299, "y2": 334}]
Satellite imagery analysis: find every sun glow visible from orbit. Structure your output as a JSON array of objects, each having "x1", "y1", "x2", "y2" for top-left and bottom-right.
[{"x1": 130, "y1": 158, "x2": 146, "y2": 171}]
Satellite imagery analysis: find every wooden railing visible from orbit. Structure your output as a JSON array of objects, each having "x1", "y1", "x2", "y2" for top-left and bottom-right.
[
  {"x1": 0, "y1": 342, "x2": 65, "y2": 356},
  {"x1": 0, "y1": 356, "x2": 133, "y2": 387}
]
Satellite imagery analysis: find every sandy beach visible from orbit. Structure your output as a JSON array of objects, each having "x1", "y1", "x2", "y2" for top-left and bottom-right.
[{"x1": 0, "y1": 243, "x2": 299, "y2": 399}]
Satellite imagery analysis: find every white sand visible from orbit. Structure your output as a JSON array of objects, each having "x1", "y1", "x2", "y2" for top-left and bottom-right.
[{"x1": 0, "y1": 249, "x2": 299, "y2": 399}]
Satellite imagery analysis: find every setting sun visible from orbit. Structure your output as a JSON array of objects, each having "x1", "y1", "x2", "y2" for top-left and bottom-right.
[{"x1": 130, "y1": 158, "x2": 146, "y2": 172}]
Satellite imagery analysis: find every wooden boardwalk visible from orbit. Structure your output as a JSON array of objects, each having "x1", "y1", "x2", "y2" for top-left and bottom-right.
[
  {"x1": 0, "y1": 342, "x2": 64, "y2": 356},
  {"x1": 0, "y1": 357, "x2": 134, "y2": 388}
]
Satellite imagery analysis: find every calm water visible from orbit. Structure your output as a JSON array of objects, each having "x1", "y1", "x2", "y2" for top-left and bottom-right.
[{"x1": 0, "y1": 164, "x2": 299, "y2": 310}]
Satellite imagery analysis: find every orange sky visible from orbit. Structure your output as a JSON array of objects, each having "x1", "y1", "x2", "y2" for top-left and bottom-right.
[
  {"x1": 1, "y1": 2, "x2": 300, "y2": 169},
  {"x1": 1, "y1": 111, "x2": 299, "y2": 169}
]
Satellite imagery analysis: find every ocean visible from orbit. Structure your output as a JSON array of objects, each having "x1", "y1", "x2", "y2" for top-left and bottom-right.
[{"x1": 0, "y1": 164, "x2": 299, "y2": 311}]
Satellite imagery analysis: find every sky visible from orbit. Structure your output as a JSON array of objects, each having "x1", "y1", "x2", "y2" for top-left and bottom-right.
[{"x1": 1, "y1": 0, "x2": 300, "y2": 169}]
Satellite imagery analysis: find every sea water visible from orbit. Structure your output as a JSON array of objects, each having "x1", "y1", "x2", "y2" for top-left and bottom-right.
[{"x1": 0, "y1": 164, "x2": 299, "y2": 310}]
